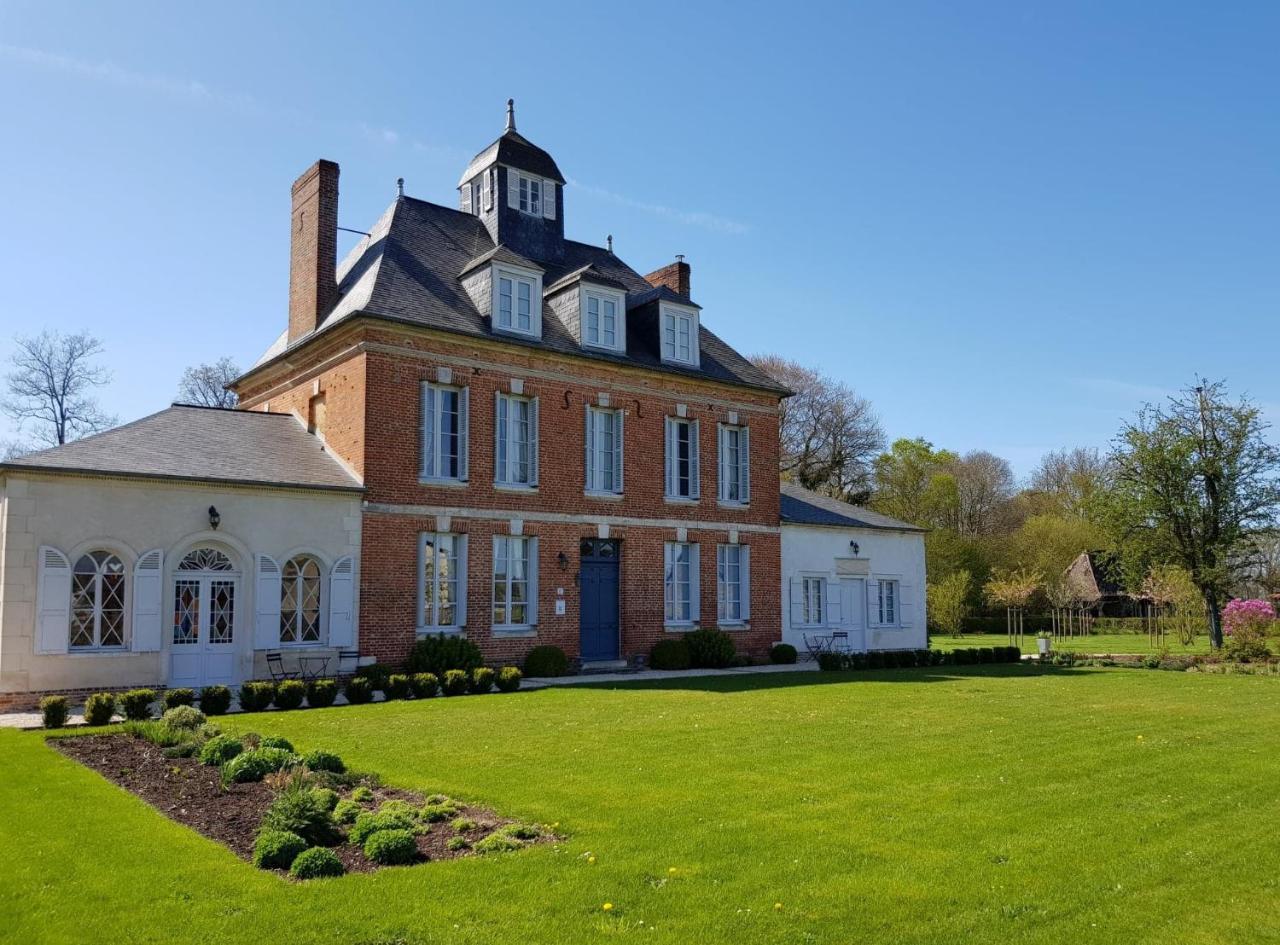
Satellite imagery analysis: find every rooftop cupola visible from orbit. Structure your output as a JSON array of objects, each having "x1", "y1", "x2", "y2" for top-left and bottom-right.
[{"x1": 457, "y1": 99, "x2": 566, "y2": 260}]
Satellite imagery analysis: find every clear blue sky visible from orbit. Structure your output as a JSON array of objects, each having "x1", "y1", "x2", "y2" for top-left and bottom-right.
[{"x1": 2, "y1": 1, "x2": 1276, "y2": 475}]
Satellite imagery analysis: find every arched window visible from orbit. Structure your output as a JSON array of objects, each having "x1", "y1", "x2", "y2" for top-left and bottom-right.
[
  {"x1": 280, "y1": 556, "x2": 322, "y2": 644},
  {"x1": 70, "y1": 551, "x2": 126, "y2": 649},
  {"x1": 179, "y1": 548, "x2": 234, "y2": 571}
]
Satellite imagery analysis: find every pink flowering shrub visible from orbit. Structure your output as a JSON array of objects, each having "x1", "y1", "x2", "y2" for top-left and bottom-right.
[{"x1": 1222, "y1": 598, "x2": 1275, "y2": 662}]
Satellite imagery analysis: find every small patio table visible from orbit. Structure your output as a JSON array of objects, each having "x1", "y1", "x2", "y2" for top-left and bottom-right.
[{"x1": 298, "y1": 654, "x2": 331, "y2": 681}]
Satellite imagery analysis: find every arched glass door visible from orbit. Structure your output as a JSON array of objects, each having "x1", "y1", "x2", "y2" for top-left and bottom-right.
[{"x1": 170, "y1": 548, "x2": 239, "y2": 688}]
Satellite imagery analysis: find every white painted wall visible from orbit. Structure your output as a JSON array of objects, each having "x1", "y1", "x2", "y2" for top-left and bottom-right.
[
  {"x1": 0, "y1": 472, "x2": 361, "y2": 694},
  {"x1": 780, "y1": 523, "x2": 927, "y2": 653}
]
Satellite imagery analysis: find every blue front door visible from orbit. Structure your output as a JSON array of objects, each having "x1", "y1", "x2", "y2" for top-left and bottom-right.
[{"x1": 579, "y1": 539, "x2": 620, "y2": 662}]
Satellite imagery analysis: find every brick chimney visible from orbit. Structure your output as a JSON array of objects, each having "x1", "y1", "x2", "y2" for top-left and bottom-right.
[
  {"x1": 288, "y1": 159, "x2": 340, "y2": 344},
  {"x1": 643, "y1": 257, "x2": 691, "y2": 298}
]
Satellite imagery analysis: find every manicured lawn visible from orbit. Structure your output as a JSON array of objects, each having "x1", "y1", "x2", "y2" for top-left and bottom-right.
[
  {"x1": 6, "y1": 666, "x2": 1280, "y2": 944},
  {"x1": 930, "y1": 632, "x2": 1212, "y2": 655}
]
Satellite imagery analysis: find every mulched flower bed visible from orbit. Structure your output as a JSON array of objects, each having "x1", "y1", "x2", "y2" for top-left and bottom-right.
[{"x1": 55, "y1": 734, "x2": 544, "y2": 875}]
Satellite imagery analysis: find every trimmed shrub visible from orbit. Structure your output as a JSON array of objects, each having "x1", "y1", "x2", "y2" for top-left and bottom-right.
[
  {"x1": 502, "y1": 822, "x2": 541, "y2": 840},
  {"x1": 686, "y1": 627, "x2": 736, "y2": 669},
  {"x1": 238, "y1": 681, "x2": 276, "y2": 712},
  {"x1": 364, "y1": 828, "x2": 417, "y2": 865},
  {"x1": 273, "y1": 679, "x2": 306, "y2": 710},
  {"x1": 305, "y1": 678, "x2": 338, "y2": 708},
  {"x1": 260, "y1": 735, "x2": 294, "y2": 752},
  {"x1": 333, "y1": 799, "x2": 361, "y2": 824},
  {"x1": 289, "y1": 846, "x2": 345, "y2": 879},
  {"x1": 384, "y1": 674, "x2": 412, "y2": 700},
  {"x1": 161, "y1": 705, "x2": 206, "y2": 731},
  {"x1": 816, "y1": 651, "x2": 845, "y2": 672},
  {"x1": 523, "y1": 645, "x2": 570, "y2": 678},
  {"x1": 118, "y1": 689, "x2": 156, "y2": 721},
  {"x1": 495, "y1": 666, "x2": 522, "y2": 693},
  {"x1": 469, "y1": 667, "x2": 495, "y2": 694},
  {"x1": 408, "y1": 633, "x2": 484, "y2": 678},
  {"x1": 199, "y1": 685, "x2": 232, "y2": 716},
  {"x1": 770, "y1": 643, "x2": 798, "y2": 665},
  {"x1": 350, "y1": 810, "x2": 417, "y2": 845},
  {"x1": 39, "y1": 695, "x2": 68, "y2": 729},
  {"x1": 199, "y1": 734, "x2": 243, "y2": 766},
  {"x1": 451, "y1": 817, "x2": 478, "y2": 833},
  {"x1": 252, "y1": 830, "x2": 307, "y2": 870},
  {"x1": 84, "y1": 692, "x2": 116, "y2": 727},
  {"x1": 303, "y1": 749, "x2": 346, "y2": 774},
  {"x1": 474, "y1": 832, "x2": 523, "y2": 854},
  {"x1": 162, "y1": 688, "x2": 196, "y2": 710},
  {"x1": 649, "y1": 638, "x2": 692, "y2": 671},
  {"x1": 343, "y1": 676, "x2": 374, "y2": 705},
  {"x1": 420, "y1": 801, "x2": 459, "y2": 823},
  {"x1": 441, "y1": 669, "x2": 469, "y2": 697},
  {"x1": 446, "y1": 836, "x2": 470, "y2": 852},
  {"x1": 354, "y1": 663, "x2": 391, "y2": 691},
  {"x1": 410, "y1": 673, "x2": 439, "y2": 699},
  {"x1": 261, "y1": 784, "x2": 341, "y2": 846},
  {"x1": 310, "y1": 787, "x2": 340, "y2": 811},
  {"x1": 350, "y1": 786, "x2": 375, "y2": 803},
  {"x1": 224, "y1": 747, "x2": 296, "y2": 783}
]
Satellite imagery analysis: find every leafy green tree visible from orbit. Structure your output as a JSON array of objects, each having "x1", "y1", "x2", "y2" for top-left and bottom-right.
[
  {"x1": 1098, "y1": 380, "x2": 1280, "y2": 648},
  {"x1": 927, "y1": 570, "x2": 970, "y2": 637},
  {"x1": 1007, "y1": 513, "x2": 1108, "y2": 583},
  {"x1": 871, "y1": 438, "x2": 959, "y2": 529}
]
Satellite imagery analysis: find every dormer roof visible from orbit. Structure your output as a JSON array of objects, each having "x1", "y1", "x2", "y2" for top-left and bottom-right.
[
  {"x1": 459, "y1": 244, "x2": 545, "y2": 278},
  {"x1": 544, "y1": 264, "x2": 630, "y2": 296},
  {"x1": 459, "y1": 129, "x2": 565, "y2": 187},
  {"x1": 626, "y1": 284, "x2": 702, "y2": 311}
]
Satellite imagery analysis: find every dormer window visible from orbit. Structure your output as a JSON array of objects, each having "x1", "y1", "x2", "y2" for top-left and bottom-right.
[
  {"x1": 493, "y1": 264, "x2": 543, "y2": 339},
  {"x1": 660, "y1": 302, "x2": 700, "y2": 367},
  {"x1": 506, "y1": 169, "x2": 557, "y2": 220},
  {"x1": 582, "y1": 288, "x2": 626, "y2": 353}
]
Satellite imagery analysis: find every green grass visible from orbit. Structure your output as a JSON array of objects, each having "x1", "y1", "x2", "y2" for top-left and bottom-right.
[
  {"x1": 5, "y1": 666, "x2": 1280, "y2": 944},
  {"x1": 931, "y1": 632, "x2": 1212, "y2": 655}
]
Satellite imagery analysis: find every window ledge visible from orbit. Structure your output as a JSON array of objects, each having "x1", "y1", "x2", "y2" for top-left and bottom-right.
[
  {"x1": 492, "y1": 325, "x2": 542, "y2": 342},
  {"x1": 417, "y1": 627, "x2": 462, "y2": 636},
  {"x1": 64, "y1": 648, "x2": 135, "y2": 658},
  {"x1": 664, "y1": 495, "x2": 699, "y2": 505},
  {"x1": 717, "y1": 500, "x2": 750, "y2": 510},
  {"x1": 494, "y1": 482, "x2": 538, "y2": 494},
  {"x1": 663, "y1": 623, "x2": 699, "y2": 633},
  {"x1": 275, "y1": 642, "x2": 329, "y2": 649},
  {"x1": 492, "y1": 627, "x2": 537, "y2": 639},
  {"x1": 718, "y1": 621, "x2": 750, "y2": 631},
  {"x1": 584, "y1": 490, "x2": 624, "y2": 501},
  {"x1": 419, "y1": 477, "x2": 468, "y2": 488},
  {"x1": 582, "y1": 341, "x2": 626, "y2": 355}
]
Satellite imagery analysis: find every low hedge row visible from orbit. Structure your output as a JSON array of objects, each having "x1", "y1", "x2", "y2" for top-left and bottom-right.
[{"x1": 818, "y1": 646, "x2": 1022, "y2": 671}]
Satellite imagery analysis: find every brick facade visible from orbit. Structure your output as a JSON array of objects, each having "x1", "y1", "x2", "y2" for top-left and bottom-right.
[{"x1": 238, "y1": 318, "x2": 783, "y2": 668}]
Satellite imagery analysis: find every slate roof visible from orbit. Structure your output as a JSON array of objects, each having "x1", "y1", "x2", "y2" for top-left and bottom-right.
[
  {"x1": 459, "y1": 129, "x2": 565, "y2": 186},
  {"x1": 780, "y1": 482, "x2": 925, "y2": 532},
  {"x1": 1, "y1": 405, "x2": 363, "y2": 493},
  {"x1": 257, "y1": 194, "x2": 787, "y2": 394}
]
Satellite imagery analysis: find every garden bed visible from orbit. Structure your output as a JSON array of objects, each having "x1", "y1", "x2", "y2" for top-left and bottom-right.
[{"x1": 55, "y1": 733, "x2": 549, "y2": 875}]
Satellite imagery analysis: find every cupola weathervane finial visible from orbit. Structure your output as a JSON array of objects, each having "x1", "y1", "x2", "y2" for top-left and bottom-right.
[{"x1": 505, "y1": 98, "x2": 516, "y2": 132}]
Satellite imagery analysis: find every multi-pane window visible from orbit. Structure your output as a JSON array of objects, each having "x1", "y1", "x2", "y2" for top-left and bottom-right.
[
  {"x1": 497, "y1": 270, "x2": 538, "y2": 336},
  {"x1": 495, "y1": 393, "x2": 538, "y2": 487},
  {"x1": 878, "y1": 580, "x2": 899, "y2": 626},
  {"x1": 661, "y1": 307, "x2": 697, "y2": 364},
  {"x1": 584, "y1": 291, "x2": 622, "y2": 351},
  {"x1": 518, "y1": 174, "x2": 542, "y2": 215},
  {"x1": 801, "y1": 577, "x2": 825, "y2": 626},
  {"x1": 69, "y1": 551, "x2": 125, "y2": 649},
  {"x1": 492, "y1": 536, "x2": 536, "y2": 629},
  {"x1": 664, "y1": 542, "x2": 698, "y2": 625},
  {"x1": 585, "y1": 406, "x2": 624, "y2": 494},
  {"x1": 280, "y1": 556, "x2": 322, "y2": 644},
  {"x1": 716, "y1": 545, "x2": 750, "y2": 624},
  {"x1": 421, "y1": 382, "x2": 468, "y2": 481},
  {"x1": 664, "y1": 417, "x2": 700, "y2": 499},
  {"x1": 718, "y1": 424, "x2": 751, "y2": 504},
  {"x1": 420, "y1": 533, "x2": 465, "y2": 631}
]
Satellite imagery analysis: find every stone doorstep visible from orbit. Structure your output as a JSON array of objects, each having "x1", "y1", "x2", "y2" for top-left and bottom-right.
[{"x1": 578, "y1": 660, "x2": 631, "y2": 674}]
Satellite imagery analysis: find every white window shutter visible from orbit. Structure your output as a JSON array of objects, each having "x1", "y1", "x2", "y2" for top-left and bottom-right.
[
  {"x1": 420, "y1": 383, "x2": 435, "y2": 478},
  {"x1": 456, "y1": 535, "x2": 469, "y2": 627},
  {"x1": 826, "y1": 579, "x2": 843, "y2": 626},
  {"x1": 254, "y1": 554, "x2": 282, "y2": 649},
  {"x1": 741, "y1": 546, "x2": 751, "y2": 621},
  {"x1": 328, "y1": 556, "x2": 355, "y2": 647},
  {"x1": 131, "y1": 549, "x2": 164, "y2": 652},
  {"x1": 584, "y1": 406, "x2": 594, "y2": 489},
  {"x1": 529, "y1": 397, "x2": 540, "y2": 486},
  {"x1": 690, "y1": 544, "x2": 701, "y2": 622},
  {"x1": 507, "y1": 168, "x2": 520, "y2": 209},
  {"x1": 461, "y1": 185, "x2": 472, "y2": 213},
  {"x1": 543, "y1": 180, "x2": 556, "y2": 219},
  {"x1": 690, "y1": 420, "x2": 701, "y2": 498},
  {"x1": 35, "y1": 546, "x2": 71, "y2": 655},
  {"x1": 494, "y1": 394, "x2": 505, "y2": 483},
  {"x1": 740, "y1": 426, "x2": 751, "y2": 504},
  {"x1": 899, "y1": 582, "x2": 915, "y2": 628},
  {"x1": 717, "y1": 426, "x2": 728, "y2": 501},
  {"x1": 483, "y1": 168, "x2": 493, "y2": 210},
  {"x1": 527, "y1": 537, "x2": 539, "y2": 625},
  {"x1": 664, "y1": 417, "x2": 674, "y2": 496},
  {"x1": 614, "y1": 409, "x2": 624, "y2": 493},
  {"x1": 789, "y1": 578, "x2": 804, "y2": 627},
  {"x1": 866, "y1": 579, "x2": 880, "y2": 628},
  {"x1": 663, "y1": 543, "x2": 673, "y2": 621},
  {"x1": 459, "y1": 386, "x2": 470, "y2": 480}
]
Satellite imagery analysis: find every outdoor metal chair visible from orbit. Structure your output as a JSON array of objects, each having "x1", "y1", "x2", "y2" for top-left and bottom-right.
[
  {"x1": 336, "y1": 649, "x2": 361, "y2": 677},
  {"x1": 802, "y1": 633, "x2": 832, "y2": 661},
  {"x1": 830, "y1": 631, "x2": 850, "y2": 652},
  {"x1": 265, "y1": 652, "x2": 299, "y2": 682}
]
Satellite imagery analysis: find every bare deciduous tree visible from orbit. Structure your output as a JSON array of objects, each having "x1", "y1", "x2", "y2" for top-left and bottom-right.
[
  {"x1": 951, "y1": 450, "x2": 1017, "y2": 536},
  {"x1": 3, "y1": 331, "x2": 115, "y2": 447},
  {"x1": 177, "y1": 357, "x2": 241, "y2": 408},
  {"x1": 1029, "y1": 446, "x2": 1110, "y2": 518},
  {"x1": 753, "y1": 355, "x2": 884, "y2": 502}
]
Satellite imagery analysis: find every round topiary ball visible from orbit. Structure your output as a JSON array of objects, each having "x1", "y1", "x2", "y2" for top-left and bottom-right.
[
  {"x1": 252, "y1": 830, "x2": 307, "y2": 870},
  {"x1": 198, "y1": 734, "x2": 243, "y2": 767},
  {"x1": 770, "y1": 643, "x2": 798, "y2": 665},
  {"x1": 523, "y1": 645, "x2": 569, "y2": 677},
  {"x1": 260, "y1": 735, "x2": 294, "y2": 752},
  {"x1": 303, "y1": 749, "x2": 345, "y2": 774},
  {"x1": 363, "y1": 828, "x2": 418, "y2": 865},
  {"x1": 161, "y1": 705, "x2": 207, "y2": 731},
  {"x1": 289, "y1": 846, "x2": 345, "y2": 879}
]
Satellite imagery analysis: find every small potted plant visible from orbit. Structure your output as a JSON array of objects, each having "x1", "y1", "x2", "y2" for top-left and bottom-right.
[{"x1": 1036, "y1": 630, "x2": 1053, "y2": 656}]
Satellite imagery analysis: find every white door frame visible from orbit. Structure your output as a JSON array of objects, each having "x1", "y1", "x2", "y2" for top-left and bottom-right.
[
  {"x1": 839, "y1": 577, "x2": 867, "y2": 652},
  {"x1": 167, "y1": 544, "x2": 245, "y2": 689}
]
